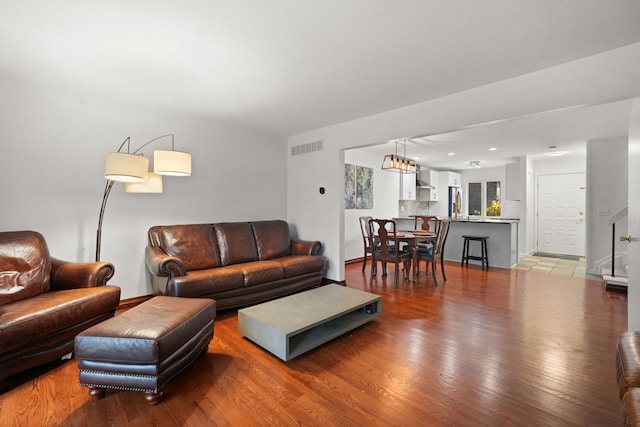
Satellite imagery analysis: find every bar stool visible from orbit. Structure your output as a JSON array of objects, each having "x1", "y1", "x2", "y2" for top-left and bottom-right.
[{"x1": 461, "y1": 235, "x2": 489, "y2": 269}]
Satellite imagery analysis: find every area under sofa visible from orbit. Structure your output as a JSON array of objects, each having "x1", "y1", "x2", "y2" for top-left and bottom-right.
[{"x1": 145, "y1": 220, "x2": 325, "y2": 309}]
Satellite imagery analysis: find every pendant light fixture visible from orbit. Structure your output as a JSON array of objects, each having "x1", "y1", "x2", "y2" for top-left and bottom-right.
[{"x1": 381, "y1": 139, "x2": 417, "y2": 174}]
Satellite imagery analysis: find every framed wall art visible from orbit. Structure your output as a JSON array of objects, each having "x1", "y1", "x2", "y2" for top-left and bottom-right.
[{"x1": 344, "y1": 163, "x2": 373, "y2": 209}]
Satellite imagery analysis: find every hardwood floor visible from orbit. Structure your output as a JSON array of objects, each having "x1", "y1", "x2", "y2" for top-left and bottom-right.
[{"x1": 0, "y1": 261, "x2": 628, "y2": 426}]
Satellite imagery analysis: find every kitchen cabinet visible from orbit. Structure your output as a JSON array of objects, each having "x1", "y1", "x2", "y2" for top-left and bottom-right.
[
  {"x1": 428, "y1": 170, "x2": 439, "y2": 201},
  {"x1": 440, "y1": 171, "x2": 462, "y2": 188},
  {"x1": 505, "y1": 163, "x2": 521, "y2": 201},
  {"x1": 400, "y1": 172, "x2": 416, "y2": 200}
]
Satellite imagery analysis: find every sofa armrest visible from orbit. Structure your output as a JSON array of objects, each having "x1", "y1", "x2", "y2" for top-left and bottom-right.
[
  {"x1": 291, "y1": 240, "x2": 322, "y2": 256},
  {"x1": 50, "y1": 258, "x2": 115, "y2": 290},
  {"x1": 145, "y1": 245, "x2": 186, "y2": 278}
]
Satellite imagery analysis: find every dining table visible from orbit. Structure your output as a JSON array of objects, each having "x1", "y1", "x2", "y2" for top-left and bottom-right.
[{"x1": 390, "y1": 230, "x2": 437, "y2": 283}]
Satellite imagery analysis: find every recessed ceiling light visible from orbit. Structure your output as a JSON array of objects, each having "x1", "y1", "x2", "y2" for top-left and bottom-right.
[
  {"x1": 448, "y1": 152, "x2": 455, "y2": 156},
  {"x1": 545, "y1": 145, "x2": 568, "y2": 157},
  {"x1": 545, "y1": 151, "x2": 568, "y2": 157},
  {"x1": 489, "y1": 147, "x2": 497, "y2": 151}
]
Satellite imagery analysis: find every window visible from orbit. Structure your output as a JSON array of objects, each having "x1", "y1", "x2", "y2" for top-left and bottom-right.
[
  {"x1": 467, "y1": 181, "x2": 501, "y2": 217},
  {"x1": 486, "y1": 181, "x2": 501, "y2": 217},
  {"x1": 468, "y1": 182, "x2": 482, "y2": 216}
]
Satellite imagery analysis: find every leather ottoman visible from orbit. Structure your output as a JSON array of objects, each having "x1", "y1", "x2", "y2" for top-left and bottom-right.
[{"x1": 74, "y1": 296, "x2": 216, "y2": 404}]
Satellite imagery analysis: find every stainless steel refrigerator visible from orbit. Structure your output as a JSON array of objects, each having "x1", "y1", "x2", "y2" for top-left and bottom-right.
[{"x1": 448, "y1": 186, "x2": 462, "y2": 218}]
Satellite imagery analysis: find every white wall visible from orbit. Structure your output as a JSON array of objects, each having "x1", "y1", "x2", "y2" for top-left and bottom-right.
[
  {"x1": 531, "y1": 152, "x2": 586, "y2": 175},
  {"x1": 0, "y1": 76, "x2": 287, "y2": 300},
  {"x1": 287, "y1": 42, "x2": 640, "y2": 282},
  {"x1": 586, "y1": 137, "x2": 628, "y2": 274},
  {"x1": 343, "y1": 149, "x2": 399, "y2": 262},
  {"x1": 524, "y1": 156, "x2": 536, "y2": 257}
]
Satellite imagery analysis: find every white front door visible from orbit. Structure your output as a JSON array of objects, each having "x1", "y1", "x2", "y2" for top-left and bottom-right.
[{"x1": 537, "y1": 173, "x2": 586, "y2": 256}]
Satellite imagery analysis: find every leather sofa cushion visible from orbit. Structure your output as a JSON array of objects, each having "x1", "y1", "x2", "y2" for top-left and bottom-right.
[
  {"x1": 251, "y1": 220, "x2": 290, "y2": 260},
  {"x1": 75, "y1": 296, "x2": 216, "y2": 364},
  {"x1": 168, "y1": 267, "x2": 244, "y2": 297},
  {"x1": 156, "y1": 224, "x2": 221, "y2": 271},
  {"x1": 0, "y1": 286, "x2": 121, "y2": 356},
  {"x1": 276, "y1": 255, "x2": 325, "y2": 278},
  {"x1": 233, "y1": 260, "x2": 284, "y2": 287},
  {"x1": 0, "y1": 231, "x2": 51, "y2": 307},
  {"x1": 215, "y1": 223, "x2": 258, "y2": 266}
]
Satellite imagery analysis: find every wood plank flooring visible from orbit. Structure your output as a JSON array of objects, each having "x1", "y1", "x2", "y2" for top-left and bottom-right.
[{"x1": 0, "y1": 261, "x2": 628, "y2": 426}]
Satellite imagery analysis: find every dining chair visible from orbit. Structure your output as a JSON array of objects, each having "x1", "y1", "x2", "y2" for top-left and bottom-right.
[
  {"x1": 415, "y1": 218, "x2": 451, "y2": 286},
  {"x1": 368, "y1": 218, "x2": 412, "y2": 287},
  {"x1": 413, "y1": 215, "x2": 438, "y2": 250},
  {"x1": 413, "y1": 215, "x2": 438, "y2": 232},
  {"x1": 358, "y1": 215, "x2": 376, "y2": 272}
]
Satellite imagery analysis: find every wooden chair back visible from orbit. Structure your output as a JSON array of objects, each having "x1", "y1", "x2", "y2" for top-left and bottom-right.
[
  {"x1": 413, "y1": 215, "x2": 438, "y2": 232},
  {"x1": 368, "y1": 218, "x2": 411, "y2": 287},
  {"x1": 359, "y1": 216, "x2": 374, "y2": 248}
]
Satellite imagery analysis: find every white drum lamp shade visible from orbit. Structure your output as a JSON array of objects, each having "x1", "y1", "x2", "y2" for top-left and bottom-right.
[
  {"x1": 104, "y1": 153, "x2": 149, "y2": 182},
  {"x1": 97, "y1": 134, "x2": 191, "y2": 262},
  {"x1": 125, "y1": 172, "x2": 163, "y2": 193},
  {"x1": 154, "y1": 150, "x2": 191, "y2": 176}
]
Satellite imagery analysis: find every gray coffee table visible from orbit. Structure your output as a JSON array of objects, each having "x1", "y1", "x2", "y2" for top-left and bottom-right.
[{"x1": 238, "y1": 284, "x2": 381, "y2": 361}]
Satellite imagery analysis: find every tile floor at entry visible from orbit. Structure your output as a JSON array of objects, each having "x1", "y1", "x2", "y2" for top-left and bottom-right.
[{"x1": 515, "y1": 255, "x2": 592, "y2": 279}]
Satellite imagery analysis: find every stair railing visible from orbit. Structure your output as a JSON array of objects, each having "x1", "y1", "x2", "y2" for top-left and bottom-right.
[{"x1": 608, "y1": 206, "x2": 628, "y2": 278}]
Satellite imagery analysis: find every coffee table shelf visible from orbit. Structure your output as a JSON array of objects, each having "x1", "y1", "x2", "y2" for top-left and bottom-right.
[{"x1": 238, "y1": 284, "x2": 381, "y2": 361}]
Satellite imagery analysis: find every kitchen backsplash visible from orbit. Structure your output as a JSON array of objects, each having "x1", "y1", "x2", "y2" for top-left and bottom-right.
[{"x1": 398, "y1": 200, "x2": 431, "y2": 216}]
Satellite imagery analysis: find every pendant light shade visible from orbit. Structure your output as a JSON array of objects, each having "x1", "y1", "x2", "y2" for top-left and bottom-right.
[
  {"x1": 125, "y1": 172, "x2": 163, "y2": 193},
  {"x1": 154, "y1": 150, "x2": 192, "y2": 176},
  {"x1": 104, "y1": 152, "x2": 149, "y2": 182}
]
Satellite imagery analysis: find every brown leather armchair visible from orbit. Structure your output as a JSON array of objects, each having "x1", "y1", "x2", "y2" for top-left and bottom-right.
[{"x1": 0, "y1": 231, "x2": 121, "y2": 387}]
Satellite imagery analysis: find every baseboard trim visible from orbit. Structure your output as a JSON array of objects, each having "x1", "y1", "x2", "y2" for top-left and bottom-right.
[
  {"x1": 322, "y1": 277, "x2": 347, "y2": 286},
  {"x1": 117, "y1": 295, "x2": 154, "y2": 312}
]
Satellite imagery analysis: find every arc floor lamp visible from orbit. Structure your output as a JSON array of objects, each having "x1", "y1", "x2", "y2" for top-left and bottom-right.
[{"x1": 96, "y1": 133, "x2": 191, "y2": 261}]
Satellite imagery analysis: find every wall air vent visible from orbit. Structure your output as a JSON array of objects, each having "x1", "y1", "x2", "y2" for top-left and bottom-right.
[{"x1": 291, "y1": 140, "x2": 323, "y2": 156}]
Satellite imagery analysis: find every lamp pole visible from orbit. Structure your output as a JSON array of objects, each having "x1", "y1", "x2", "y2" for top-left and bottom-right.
[{"x1": 95, "y1": 180, "x2": 115, "y2": 262}]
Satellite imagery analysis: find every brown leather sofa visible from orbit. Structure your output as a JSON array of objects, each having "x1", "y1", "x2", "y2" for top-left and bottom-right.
[
  {"x1": 0, "y1": 231, "x2": 121, "y2": 386},
  {"x1": 617, "y1": 331, "x2": 640, "y2": 425},
  {"x1": 145, "y1": 220, "x2": 325, "y2": 309}
]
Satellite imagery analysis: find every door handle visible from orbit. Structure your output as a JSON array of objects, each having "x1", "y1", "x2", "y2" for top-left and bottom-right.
[{"x1": 620, "y1": 235, "x2": 632, "y2": 242}]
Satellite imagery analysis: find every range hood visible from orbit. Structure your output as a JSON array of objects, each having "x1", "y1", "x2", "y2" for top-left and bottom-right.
[{"x1": 416, "y1": 170, "x2": 435, "y2": 189}]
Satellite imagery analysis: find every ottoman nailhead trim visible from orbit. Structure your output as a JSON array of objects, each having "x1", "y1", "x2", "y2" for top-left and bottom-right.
[
  {"x1": 80, "y1": 382, "x2": 154, "y2": 394},
  {"x1": 79, "y1": 365, "x2": 190, "y2": 394},
  {"x1": 80, "y1": 370, "x2": 158, "y2": 393}
]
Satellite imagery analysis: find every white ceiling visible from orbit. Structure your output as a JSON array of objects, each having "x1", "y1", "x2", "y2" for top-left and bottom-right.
[
  {"x1": 2, "y1": 1, "x2": 640, "y2": 166},
  {"x1": 358, "y1": 98, "x2": 635, "y2": 170}
]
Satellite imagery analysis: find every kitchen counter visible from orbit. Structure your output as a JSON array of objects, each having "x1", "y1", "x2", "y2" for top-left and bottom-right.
[
  {"x1": 445, "y1": 220, "x2": 518, "y2": 268},
  {"x1": 450, "y1": 217, "x2": 519, "y2": 224},
  {"x1": 393, "y1": 216, "x2": 519, "y2": 268},
  {"x1": 393, "y1": 216, "x2": 519, "y2": 225}
]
